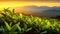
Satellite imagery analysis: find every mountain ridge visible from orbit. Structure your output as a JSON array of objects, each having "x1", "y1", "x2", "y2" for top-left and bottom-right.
[{"x1": 14, "y1": 6, "x2": 60, "y2": 17}]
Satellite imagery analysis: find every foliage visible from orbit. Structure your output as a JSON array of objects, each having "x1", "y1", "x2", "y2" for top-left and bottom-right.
[{"x1": 0, "y1": 8, "x2": 60, "y2": 34}]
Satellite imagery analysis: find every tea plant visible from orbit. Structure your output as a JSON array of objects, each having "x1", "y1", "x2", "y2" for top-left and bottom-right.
[{"x1": 0, "y1": 8, "x2": 60, "y2": 34}]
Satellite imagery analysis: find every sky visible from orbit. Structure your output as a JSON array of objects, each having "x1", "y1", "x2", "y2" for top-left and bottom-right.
[{"x1": 0, "y1": 0, "x2": 60, "y2": 9}]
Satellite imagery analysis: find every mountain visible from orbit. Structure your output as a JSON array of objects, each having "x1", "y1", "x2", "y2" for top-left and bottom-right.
[{"x1": 14, "y1": 6, "x2": 60, "y2": 17}]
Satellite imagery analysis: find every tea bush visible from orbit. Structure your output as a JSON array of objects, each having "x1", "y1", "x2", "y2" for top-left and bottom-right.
[{"x1": 0, "y1": 8, "x2": 60, "y2": 34}]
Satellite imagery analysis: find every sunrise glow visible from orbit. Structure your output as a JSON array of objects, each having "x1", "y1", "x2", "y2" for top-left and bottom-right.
[{"x1": 0, "y1": 1, "x2": 60, "y2": 9}]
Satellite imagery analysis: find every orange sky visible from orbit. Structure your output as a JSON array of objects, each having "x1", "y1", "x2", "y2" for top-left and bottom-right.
[{"x1": 0, "y1": 1, "x2": 60, "y2": 9}]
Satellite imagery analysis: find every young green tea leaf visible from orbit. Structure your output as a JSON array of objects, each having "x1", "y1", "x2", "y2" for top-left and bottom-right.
[{"x1": 4, "y1": 21, "x2": 11, "y2": 31}]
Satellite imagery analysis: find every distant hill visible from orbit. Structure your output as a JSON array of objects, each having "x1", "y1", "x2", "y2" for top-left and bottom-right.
[
  {"x1": 14, "y1": 6, "x2": 60, "y2": 17},
  {"x1": 51, "y1": 16, "x2": 60, "y2": 19}
]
